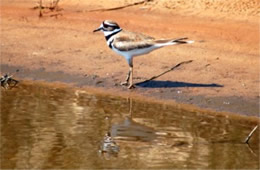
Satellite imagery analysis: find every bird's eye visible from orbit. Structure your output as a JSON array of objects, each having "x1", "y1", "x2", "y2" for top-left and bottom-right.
[{"x1": 103, "y1": 24, "x2": 109, "y2": 28}]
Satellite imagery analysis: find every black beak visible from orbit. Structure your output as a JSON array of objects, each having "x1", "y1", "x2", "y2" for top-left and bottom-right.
[{"x1": 93, "y1": 27, "x2": 102, "y2": 32}]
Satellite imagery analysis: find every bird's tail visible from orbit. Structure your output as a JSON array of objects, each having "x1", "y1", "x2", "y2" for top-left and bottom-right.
[{"x1": 155, "y1": 37, "x2": 194, "y2": 47}]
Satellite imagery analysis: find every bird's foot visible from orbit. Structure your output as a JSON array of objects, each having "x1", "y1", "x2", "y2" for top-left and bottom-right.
[
  {"x1": 120, "y1": 81, "x2": 128, "y2": 86},
  {"x1": 127, "y1": 84, "x2": 135, "y2": 89}
]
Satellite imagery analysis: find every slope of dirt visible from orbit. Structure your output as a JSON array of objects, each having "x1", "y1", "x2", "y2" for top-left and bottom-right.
[{"x1": 1, "y1": 0, "x2": 259, "y2": 116}]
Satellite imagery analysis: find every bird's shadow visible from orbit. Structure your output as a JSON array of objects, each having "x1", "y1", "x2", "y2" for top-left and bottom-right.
[
  {"x1": 136, "y1": 80, "x2": 223, "y2": 88},
  {"x1": 133, "y1": 60, "x2": 223, "y2": 89}
]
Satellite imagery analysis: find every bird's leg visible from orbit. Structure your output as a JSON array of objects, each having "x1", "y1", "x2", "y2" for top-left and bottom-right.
[
  {"x1": 127, "y1": 66, "x2": 135, "y2": 89},
  {"x1": 120, "y1": 69, "x2": 131, "y2": 86}
]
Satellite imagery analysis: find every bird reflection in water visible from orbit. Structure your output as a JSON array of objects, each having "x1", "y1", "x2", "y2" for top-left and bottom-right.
[
  {"x1": 99, "y1": 132, "x2": 120, "y2": 159},
  {"x1": 99, "y1": 98, "x2": 156, "y2": 158}
]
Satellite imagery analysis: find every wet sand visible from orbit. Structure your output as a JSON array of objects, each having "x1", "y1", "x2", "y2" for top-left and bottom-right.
[{"x1": 1, "y1": 0, "x2": 259, "y2": 117}]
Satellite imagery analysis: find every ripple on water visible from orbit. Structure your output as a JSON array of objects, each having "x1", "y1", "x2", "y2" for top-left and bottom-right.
[{"x1": 1, "y1": 81, "x2": 259, "y2": 169}]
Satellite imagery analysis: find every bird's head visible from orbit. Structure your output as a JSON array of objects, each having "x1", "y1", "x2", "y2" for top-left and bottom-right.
[{"x1": 93, "y1": 20, "x2": 121, "y2": 36}]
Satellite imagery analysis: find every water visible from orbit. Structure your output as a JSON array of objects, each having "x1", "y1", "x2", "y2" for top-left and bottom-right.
[{"x1": 1, "y1": 81, "x2": 259, "y2": 169}]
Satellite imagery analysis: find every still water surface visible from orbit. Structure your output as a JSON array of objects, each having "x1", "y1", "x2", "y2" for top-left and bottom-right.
[{"x1": 1, "y1": 82, "x2": 259, "y2": 169}]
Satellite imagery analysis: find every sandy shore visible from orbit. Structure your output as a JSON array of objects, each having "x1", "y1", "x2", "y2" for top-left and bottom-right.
[{"x1": 1, "y1": 0, "x2": 259, "y2": 117}]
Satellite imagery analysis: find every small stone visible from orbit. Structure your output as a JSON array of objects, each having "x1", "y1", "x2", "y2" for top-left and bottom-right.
[
  {"x1": 223, "y1": 101, "x2": 230, "y2": 105},
  {"x1": 177, "y1": 90, "x2": 182, "y2": 94},
  {"x1": 96, "y1": 80, "x2": 103, "y2": 84}
]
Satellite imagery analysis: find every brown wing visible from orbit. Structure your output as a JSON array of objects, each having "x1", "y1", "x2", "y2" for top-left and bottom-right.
[{"x1": 113, "y1": 30, "x2": 155, "y2": 51}]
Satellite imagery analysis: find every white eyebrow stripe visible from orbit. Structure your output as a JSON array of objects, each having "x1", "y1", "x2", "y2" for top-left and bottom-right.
[{"x1": 104, "y1": 21, "x2": 117, "y2": 26}]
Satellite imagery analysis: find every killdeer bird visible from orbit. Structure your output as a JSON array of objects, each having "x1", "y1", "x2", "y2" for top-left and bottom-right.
[{"x1": 93, "y1": 20, "x2": 194, "y2": 89}]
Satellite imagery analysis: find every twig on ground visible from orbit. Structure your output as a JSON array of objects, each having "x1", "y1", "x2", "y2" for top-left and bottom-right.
[
  {"x1": 1, "y1": 74, "x2": 19, "y2": 89},
  {"x1": 39, "y1": 0, "x2": 43, "y2": 17},
  {"x1": 50, "y1": 13, "x2": 63, "y2": 18},
  {"x1": 244, "y1": 125, "x2": 258, "y2": 144},
  {"x1": 33, "y1": 0, "x2": 62, "y2": 17},
  {"x1": 51, "y1": 0, "x2": 60, "y2": 11},
  {"x1": 135, "y1": 60, "x2": 193, "y2": 85},
  {"x1": 86, "y1": 0, "x2": 152, "y2": 12}
]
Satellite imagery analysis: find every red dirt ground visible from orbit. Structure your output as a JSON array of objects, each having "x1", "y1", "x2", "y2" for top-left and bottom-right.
[{"x1": 1, "y1": 0, "x2": 259, "y2": 117}]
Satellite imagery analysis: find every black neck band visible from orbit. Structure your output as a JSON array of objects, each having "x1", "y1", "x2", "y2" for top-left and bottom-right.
[{"x1": 105, "y1": 29, "x2": 122, "y2": 41}]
